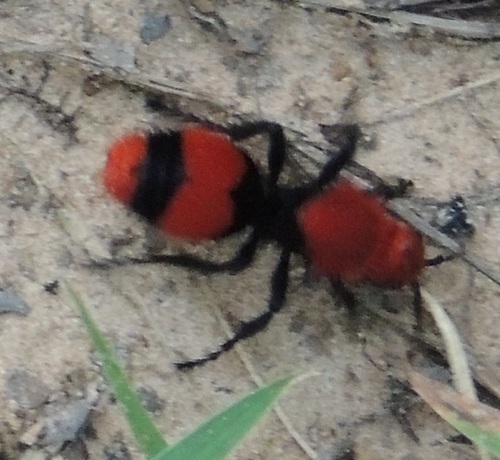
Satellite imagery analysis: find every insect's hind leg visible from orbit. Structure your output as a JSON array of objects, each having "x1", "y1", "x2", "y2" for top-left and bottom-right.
[
  {"x1": 315, "y1": 124, "x2": 361, "y2": 189},
  {"x1": 141, "y1": 103, "x2": 288, "y2": 188},
  {"x1": 124, "y1": 230, "x2": 260, "y2": 275},
  {"x1": 176, "y1": 249, "x2": 291, "y2": 370},
  {"x1": 226, "y1": 121, "x2": 286, "y2": 187}
]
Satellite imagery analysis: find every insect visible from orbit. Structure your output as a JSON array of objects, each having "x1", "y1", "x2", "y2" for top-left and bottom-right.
[{"x1": 103, "y1": 122, "x2": 427, "y2": 370}]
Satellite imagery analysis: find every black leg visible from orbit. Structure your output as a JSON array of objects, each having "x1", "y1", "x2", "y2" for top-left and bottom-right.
[
  {"x1": 226, "y1": 121, "x2": 286, "y2": 187},
  {"x1": 373, "y1": 178, "x2": 414, "y2": 200},
  {"x1": 412, "y1": 283, "x2": 423, "y2": 331},
  {"x1": 315, "y1": 124, "x2": 360, "y2": 189},
  {"x1": 331, "y1": 280, "x2": 357, "y2": 318},
  {"x1": 176, "y1": 250, "x2": 291, "y2": 370},
  {"x1": 425, "y1": 254, "x2": 456, "y2": 267},
  {"x1": 125, "y1": 231, "x2": 259, "y2": 275}
]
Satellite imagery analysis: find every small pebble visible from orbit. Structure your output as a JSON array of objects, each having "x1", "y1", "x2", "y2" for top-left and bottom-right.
[
  {"x1": 5, "y1": 369, "x2": 50, "y2": 409},
  {"x1": 0, "y1": 289, "x2": 31, "y2": 315},
  {"x1": 41, "y1": 398, "x2": 92, "y2": 446},
  {"x1": 140, "y1": 13, "x2": 171, "y2": 44}
]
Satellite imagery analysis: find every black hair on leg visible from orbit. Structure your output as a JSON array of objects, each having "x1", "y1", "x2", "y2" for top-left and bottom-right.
[{"x1": 176, "y1": 250, "x2": 291, "y2": 370}]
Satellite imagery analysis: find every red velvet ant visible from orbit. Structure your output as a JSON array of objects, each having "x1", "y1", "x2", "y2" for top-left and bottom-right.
[{"x1": 103, "y1": 122, "x2": 427, "y2": 370}]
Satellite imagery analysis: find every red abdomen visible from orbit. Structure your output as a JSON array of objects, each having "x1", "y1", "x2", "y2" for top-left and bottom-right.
[
  {"x1": 158, "y1": 126, "x2": 248, "y2": 241},
  {"x1": 103, "y1": 125, "x2": 250, "y2": 242},
  {"x1": 297, "y1": 180, "x2": 425, "y2": 287}
]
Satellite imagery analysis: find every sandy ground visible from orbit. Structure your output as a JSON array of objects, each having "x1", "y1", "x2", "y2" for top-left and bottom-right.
[{"x1": 0, "y1": 1, "x2": 499, "y2": 459}]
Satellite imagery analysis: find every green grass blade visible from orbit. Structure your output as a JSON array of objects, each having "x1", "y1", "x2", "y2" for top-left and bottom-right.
[
  {"x1": 153, "y1": 375, "x2": 294, "y2": 460},
  {"x1": 410, "y1": 370, "x2": 500, "y2": 456},
  {"x1": 66, "y1": 282, "x2": 168, "y2": 458},
  {"x1": 451, "y1": 418, "x2": 500, "y2": 456}
]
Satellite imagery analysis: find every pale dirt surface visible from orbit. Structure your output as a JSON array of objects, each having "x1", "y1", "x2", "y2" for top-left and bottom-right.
[{"x1": 0, "y1": 1, "x2": 499, "y2": 459}]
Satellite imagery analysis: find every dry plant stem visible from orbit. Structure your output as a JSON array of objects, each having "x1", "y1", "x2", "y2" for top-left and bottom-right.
[
  {"x1": 420, "y1": 289, "x2": 475, "y2": 397},
  {"x1": 361, "y1": 293, "x2": 500, "y2": 401},
  {"x1": 286, "y1": 0, "x2": 500, "y2": 39},
  {"x1": 420, "y1": 288, "x2": 490, "y2": 460},
  {"x1": 366, "y1": 71, "x2": 500, "y2": 127},
  {"x1": 210, "y1": 303, "x2": 318, "y2": 460}
]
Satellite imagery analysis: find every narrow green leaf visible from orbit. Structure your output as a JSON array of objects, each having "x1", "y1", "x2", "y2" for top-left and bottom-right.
[
  {"x1": 153, "y1": 375, "x2": 294, "y2": 460},
  {"x1": 66, "y1": 282, "x2": 168, "y2": 458},
  {"x1": 410, "y1": 370, "x2": 500, "y2": 456},
  {"x1": 451, "y1": 418, "x2": 500, "y2": 456}
]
